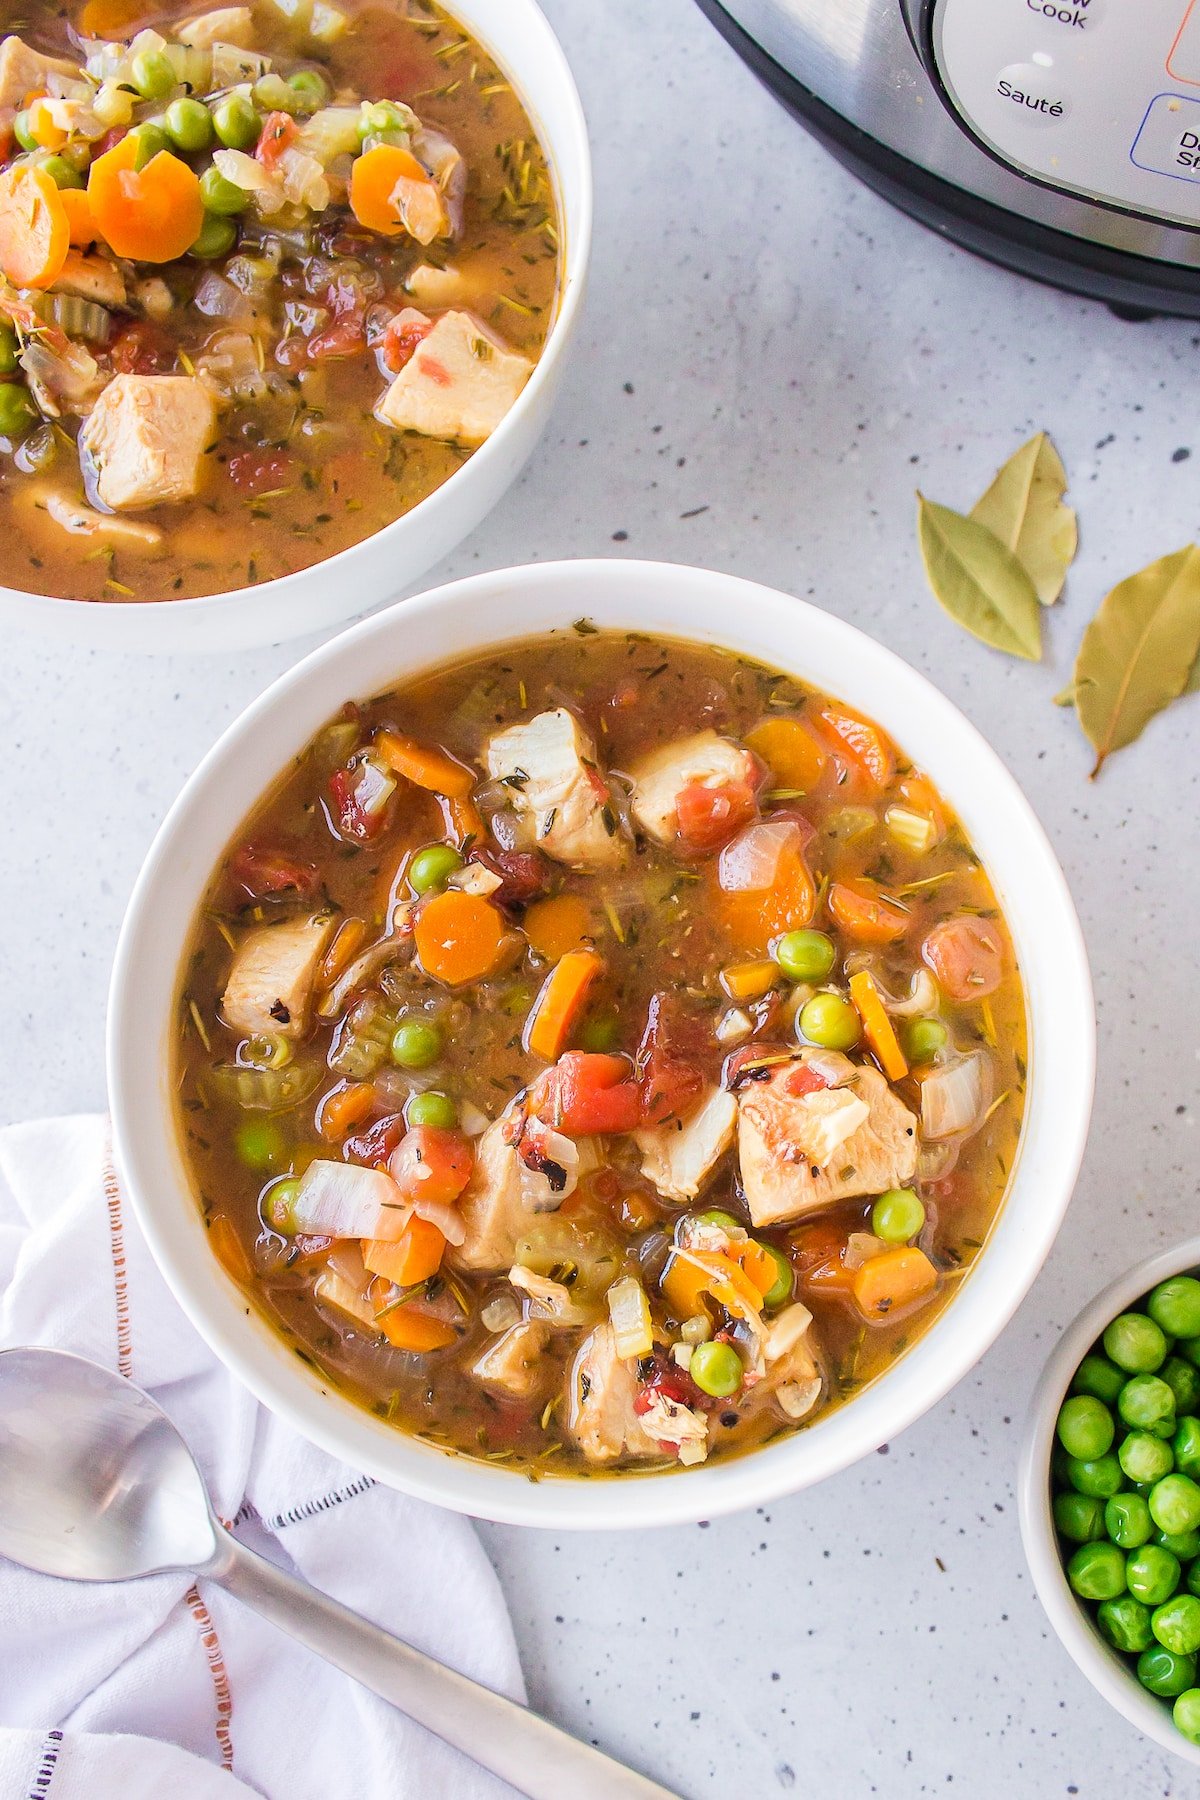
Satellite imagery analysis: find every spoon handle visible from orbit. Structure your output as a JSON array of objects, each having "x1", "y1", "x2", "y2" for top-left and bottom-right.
[{"x1": 206, "y1": 1526, "x2": 680, "y2": 1800}]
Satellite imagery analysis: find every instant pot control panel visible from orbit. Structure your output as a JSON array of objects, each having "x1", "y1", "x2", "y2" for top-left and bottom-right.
[{"x1": 926, "y1": 0, "x2": 1200, "y2": 228}]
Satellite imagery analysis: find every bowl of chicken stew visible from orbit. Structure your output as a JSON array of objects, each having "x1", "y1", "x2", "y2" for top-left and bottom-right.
[
  {"x1": 109, "y1": 560, "x2": 1094, "y2": 1527},
  {"x1": 0, "y1": 0, "x2": 588, "y2": 649}
]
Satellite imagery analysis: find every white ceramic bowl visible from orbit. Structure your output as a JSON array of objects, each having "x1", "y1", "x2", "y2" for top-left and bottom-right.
[
  {"x1": 109, "y1": 559, "x2": 1095, "y2": 1528},
  {"x1": 1019, "y1": 1239, "x2": 1200, "y2": 1764},
  {"x1": 2, "y1": 0, "x2": 590, "y2": 656}
]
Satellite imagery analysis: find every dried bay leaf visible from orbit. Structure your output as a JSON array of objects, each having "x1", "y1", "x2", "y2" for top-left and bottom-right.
[
  {"x1": 971, "y1": 432, "x2": 1077, "y2": 606},
  {"x1": 917, "y1": 495, "x2": 1042, "y2": 661},
  {"x1": 1073, "y1": 543, "x2": 1200, "y2": 776}
]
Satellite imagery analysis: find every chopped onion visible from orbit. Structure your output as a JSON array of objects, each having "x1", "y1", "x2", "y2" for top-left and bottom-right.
[
  {"x1": 458, "y1": 1101, "x2": 490, "y2": 1138},
  {"x1": 843, "y1": 1232, "x2": 889, "y2": 1270},
  {"x1": 776, "y1": 1376, "x2": 822, "y2": 1419},
  {"x1": 409, "y1": 1193, "x2": 467, "y2": 1247},
  {"x1": 918, "y1": 1139, "x2": 960, "y2": 1183},
  {"x1": 798, "y1": 1047, "x2": 855, "y2": 1087},
  {"x1": 193, "y1": 274, "x2": 252, "y2": 322},
  {"x1": 291, "y1": 1159, "x2": 409, "y2": 1240},
  {"x1": 481, "y1": 1294, "x2": 521, "y2": 1334},
  {"x1": 606, "y1": 1274, "x2": 653, "y2": 1359},
  {"x1": 921, "y1": 1051, "x2": 992, "y2": 1141},
  {"x1": 718, "y1": 820, "x2": 801, "y2": 894}
]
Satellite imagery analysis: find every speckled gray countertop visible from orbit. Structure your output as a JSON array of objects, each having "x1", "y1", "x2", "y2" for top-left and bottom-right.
[{"x1": 2, "y1": 0, "x2": 1199, "y2": 1794}]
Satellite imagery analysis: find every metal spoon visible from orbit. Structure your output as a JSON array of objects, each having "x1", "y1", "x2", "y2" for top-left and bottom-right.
[{"x1": 0, "y1": 1346, "x2": 680, "y2": 1800}]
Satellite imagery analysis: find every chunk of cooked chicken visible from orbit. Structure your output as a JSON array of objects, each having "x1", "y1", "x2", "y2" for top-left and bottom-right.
[
  {"x1": 567, "y1": 1322, "x2": 659, "y2": 1465},
  {"x1": 376, "y1": 310, "x2": 532, "y2": 446},
  {"x1": 755, "y1": 1302, "x2": 823, "y2": 1422},
  {"x1": 221, "y1": 913, "x2": 335, "y2": 1041},
  {"x1": 485, "y1": 709, "x2": 626, "y2": 872},
  {"x1": 176, "y1": 5, "x2": 254, "y2": 45},
  {"x1": 634, "y1": 1085, "x2": 737, "y2": 1204},
  {"x1": 80, "y1": 374, "x2": 217, "y2": 510},
  {"x1": 472, "y1": 1320, "x2": 550, "y2": 1398},
  {"x1": 627, "y1": 730, "x2": 758, "y2": 846},
  {"x1": 50, "y1": 252, "x2": 126, "y2": 309},
  {"x1": 0, "y1": 36, "x2": 80, "y2": 109},
  {"x1": 404, "y1": 263, "x2": 486, "y2": 310},
  {"x1": 737, "y1": 1050, "x2": 919, "y2": 1227},
  {"x1": 453, "y1": 1103, "x2": 592, "y2": 1272},
  {"x1": 39, "y1": 491, "x2": 163, "y2": 550}
]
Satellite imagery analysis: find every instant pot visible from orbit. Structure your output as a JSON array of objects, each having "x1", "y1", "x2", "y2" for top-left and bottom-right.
[{"x1": 695, "y1": 0, "x2": 1200, "y2": 315}]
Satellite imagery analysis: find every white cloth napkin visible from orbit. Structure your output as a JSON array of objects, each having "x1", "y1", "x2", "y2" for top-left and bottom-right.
[{"x1": 0, "y1": 1115, "x2": 525, "y2": 1800}]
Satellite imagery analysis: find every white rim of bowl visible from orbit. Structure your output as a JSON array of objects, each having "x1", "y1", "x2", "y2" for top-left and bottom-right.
[
  {"x1": 109, "y1": 558, "x2": 1095, "y2": 1528},
  {"x1": 1018, "y1": 1236, "x2": 1200, "y2": 1764},
  {"x1": 4, "y1": 0, "x2": 591, "y2": 634}
]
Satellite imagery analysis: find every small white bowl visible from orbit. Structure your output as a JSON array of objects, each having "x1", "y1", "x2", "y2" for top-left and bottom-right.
[
  {"x1": 1019, "y1": 1238, "x2": 1200, "y2": 1765},
  {"x1": 109, "y1": 558, "x2": 1095, "y2": 1528},
  {"x1": 1, "y1": 0, "x2": 590, "y2": 655}
]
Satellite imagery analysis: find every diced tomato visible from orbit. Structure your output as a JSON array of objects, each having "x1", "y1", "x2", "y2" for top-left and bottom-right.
[
  {"x1": 329, "y1": 762, "x2": 392, "y2": 842},
  {"x1": 468, "y1": 846, "x2": 551, "y2": 908},
  {"x1": 383, "y1": 310, "x2": 432, "y2": 374},
  {"x1": 540, "y1": 1051, "x2": 642, "y2": 1135},
  {"x1": 922, "y1": 914, "x2": 1005, "y2": 1001},
  {"x1": 255, "y1": 110, "x2": 298, "y2": 170},
  {"x1": 308, "y1": 311, "x2": 365, "y2": 361},
  {"x1": 387, "y1": 1125, "x2": 473, "y2": 1205},
  {"x1": 342, "y1": 1111, "x2": 406, "y2": 1168},
  {"x1": 637, "y1": 993, "x2": 707, "y2": 1125},
  {"x1": 95, "y1": 126, "x2": 127, "y2": 157},
  {"x1": 675, "y1": 779, "x2": 759, "y2": 855},
  {"x1": 228, "y1": 448, "x2": 297, "y2": 496},
  {"x1": 633, "y1": 1352, "x2": 704, "y2": 1414},
  {"x1": 229, "y1": 841, "x2": 318, "y2": 900},
  {"x1": 784, "y1": 1063, "x2": 829, "y2": 1098},
  {"x1": 110, "y1": 319, "x2": 173, "y2": 375}
]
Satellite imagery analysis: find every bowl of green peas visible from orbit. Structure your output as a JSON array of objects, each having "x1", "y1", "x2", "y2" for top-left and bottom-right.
[{"x1": 1019, "y1": 1242, "x2": 1200, "y2": 1761}]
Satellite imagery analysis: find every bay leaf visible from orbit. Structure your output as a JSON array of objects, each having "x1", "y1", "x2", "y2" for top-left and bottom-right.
[
  {"x1": 971, "y1": 432, "x2": 1077, "y2": 606},
  {"x1": 916, "y1": 495, "x2": 1042, "y2": 661},
  {"x1": 1053, "y1": 683, "x2": 1076, "y2": 707},
  {"x1": 1073, "y1": 543, "x2": 1200, "y2": 776}
]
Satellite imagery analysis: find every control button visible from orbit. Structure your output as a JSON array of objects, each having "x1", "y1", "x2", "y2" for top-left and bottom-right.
[
  {"x1": 994, "y1": 61, "x2": 1072, "y2": 126},
  {"x1": 1169, "y1": 1, "x2": 1200, "y2": 86},
  {"x1": 1130, "y1": 92, "x2": 1200, "y2": 181},
  {"x1": 1022, "y1": 0, "x2": 1103, "y2": 32}
]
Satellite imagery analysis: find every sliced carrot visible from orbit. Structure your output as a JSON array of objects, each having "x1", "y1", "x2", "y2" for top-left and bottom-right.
[
  {"x1": 443, "y1": 791, "x2": 484, "y2": 848},
  {"x1": 27, "y1": 98, "x2": 67, "y2": 151},
  {"x1": 378, "y1": 1304, "x2": 458, "y2": 1351},
  {"x1": 737, "y1": 1239, "x2": 779, "y2": 1299},
  {"x1": 818, "y1": 707, "x2": 895, "y2": 793},
  {"x1": 524, "y1": 893, "x2": 592, "y2": 963},
  {"x1": 317, "y1": 916, "x2": 368, "y2": 991},
  {"x1": 848, "y1": 970, "x2": 909, "y2": 1083},
  {"x1": 375, "y1": 728, "x2": 474, "y2": 798},
  {"x1": 81, "y1": 0, "x2": 155, "y2": 34},
  {"x1": 662, "y1": 1248, "x2": 764, "y2": 1325},
  {"x1": 746, "y1": 716, "x2": 828, "y2": 793},
  {"x1": 363, "y1": 1217, "x2": 446, "y2": 1287},
  {"x1": 525, "y1": 947, "x2": 604, "y2": 1060},
  {"x1": 716, "y1": 835, "x2": 816, "y2": 954},
  {"x1": 208, "y1": 1212, "x2": 253, "y2": 1283},
  {"x1": 350, "y1": 143, "x2": 441, "y2": 238},
  {"x1": 828, "y1": 879, "x2": 910, "y2": 945},
  {"x1": 59, "y1": 192, "x2": 97, "y2": 248},
  {"x1": 86, "y1": 134, "x2": 203, "y2": 264},
  {"x1": 317, "y1": 1080, "x2": 377, "y2": 1142},
  {"x1": 0, "y1": 163, "x2": 68, "y2": 289},
  {"x1": 414, "y1": 888, "x2": 506, "y2": 985},
  {"x1": 852, "y1": 1246, "x2": 938, "y2": 1321}
]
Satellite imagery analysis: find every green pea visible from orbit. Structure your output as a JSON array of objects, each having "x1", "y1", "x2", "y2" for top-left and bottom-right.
[
  {"x1": 1173, "y1": 1688, "x2": 1200, "y2": 1744},
  {"x1": 1105, "y1": 1311, "x2": 1168, "y2": 1374},
  {"x1": 235, "y1": 1118, "x2": 287, "y2": 1173},
  {"x1": 164, "y1": 95, "x2": 213, "y2": 152},
  {"x1": 128, "y1": 122, "x2": 169, "y2": 171},
  {"x1": 1121, "y1": 1430, "x2": 1176, "y2": 1485},
  {"x1": 871, "y1": 1188, "x2": 925, "y2": 1245},
  {"x1": 406, "y1": 1090, "x2": 457, "y2": 1130},
  {"x1": 1154, "y1": 1594, "x2": 1200, "y2": 1656},
  {"x1": 773, "y1": 928, "x2": 835, "y2": 983},
  {"x1": 1120, "y1": 1374, "x2": 1177, "y2": 1437},
  {"x1": 577, "y1": 1015, "x2": 620, "y2": 1053},
  {"x1": 1176, "y1": 1419, "x2": 1200, "y2": 1480},
  {"x1": 252, "y1": 72, "x2": 300, "y2": 114},
  {"x1": 0, "y1": 382, "x2": 36, "y2": 441},
  {"x1": 1065, "y1": 1453, "x2": 1123, "y2": 1499},
  {"x1": 689, "y1": 1340, "x2": 743, "y2": 1399},
  {"x1": 757, "y1": 1243, "x2": 793, "y2": 1309},
  {"x1": 1128, "y1": 1545, "x2": 1182, "y2": 1607},
  {"x1": 59, "y1": 140, "x2": 91, "y2": 173},
  {"x1": 391, "y1": 1018, "x2": 443, "y2": 1070},
  {"x1": 0, "y1": 324, "x2": 16, "y2": 376},
  {"x1": 1072, "y1": 1352, "x2": 1127, "y2": 1406},
  {"x1": 1185, "y1": 1562, "x2": 1200, "y2": 1599},
  {"x1": 1179, "y1": 1336, "x2": 1200, "y2": 1370},
  {"x1": 1150, "y1": 1277, "x2": 1200, "y2": 1341},
  {"x1": 1056, "y1": 1394, "x2": 1115, "y2": 1461},
  {"x1": 212, "y1": 93, "x2": 261, "y2": 150},
  {"x1": 798, "y1": 991, "x2": 860, "y2": 1051},
  {"x1": 1162, "y1": 1358, "x2": 1200, "y2": 1417},
  {"x1": 12, "y1": 109, "x2": 37, "y2": 153},
  {"x1": 191, "y1": 213, "x2": 237, "y2": 259},
  {"x1": 1106, "y1": 1492, "x2": 1154, "y2": 1549},
  {"x1": 1067, "y1": 1540, "x2": 1126, "y2": 1601},
  {"x1": 1054, "y1": 1491, "x2": 1106, "y2": 1544},
  {"x1": 693, "y1": 1209, "x2": 742, "y2": 1232},
  {"x1": 1163, "y1": 1528, "x2": 1200, "y2": 1561},
  {"x1": 38, "y1": 154, "x2": 84, "y2": 189},
  {"x1": 408, "y1": 843, "x2": 463, "y2": 895},
  {"x1": 1151, "y1": 1473, "x2": 1200, "y2": 1537},
  {"x1": 287, "y1": 67, "x2": 329, "y2": 111},
  {"x1": 902, "y1": 1016, "x2": 948, "y2": 1064},
  {"x1": 1139, "y1": 1646, "x2": 1197, "y2": 1697},
  {"x1": 131, "y1": 47, "x2": 175, "y2": 100},
  {"x1": 194, "y1": 167, "x2": 246, "y2": 219},
  {"x1": 1097, "y1": 1594, "x2": 1155, "y2": 1654},
  {"x1": 263, "y1": 1176, "x2": 300, "y2": 1234},
  {"x1": 357, "y1": 98, "x2": 411, "y2": 140}
]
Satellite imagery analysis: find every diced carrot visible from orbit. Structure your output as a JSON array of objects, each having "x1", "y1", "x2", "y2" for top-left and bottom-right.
[
  {"x1": 414, "y1": 888, "x2": 506, "y2": 985},
  {"x1": 0, "y1": 163, "x2": 68, "y2": 289},
  {"x1": 848, "y1": 970, "x2": 909, "y2": 1082},
  {"x1": 27, "y1": 98, "x2": 67, "y2": 151},
  {"x1": 828, "y1": 879, "x2": 910, "y2": 945},
  {"x1": 525, "y1": 947, "x2": 604, "y2": 1060},
  {"x1": 375, "y1": 728, "x2": 474, "y2": 798},
  {"x1": 720, "y1": 959, "x2": 779, "y2": 1002},
  {"x1": 349, "y1": 142, "x2": 441, "y2": 238},
  {"x1": 746, "y1": 717, "x2": 828, "y2": 793},
  {"x1": 661, "y1": 1248, "x2": 764, "y2": 1324},
  {"x1": 317, "y1": 1080, "x2": 377, "y2": 1142},
  {"x1": 818, "y1": 707, "x2": 895, "y2": 792},
  {"x1": 80, "y1": 0, "x2": 154, "y2": 35},
  {"x1": 444, "y1": 792, "x2": 484, "y2": 848},
  {"x1": 377, "y1": 1304, "x2": 458, "y2": 1351},
  {"x1": 852, "y1": 1246, "x2": 938, "y2": 1321},
  {"x1": 208, "y1": 1212, "x2": 253, "y2": 1283},
  {"x1": 737, "y1": 1239, "x2": 779, "y2": 1298},
  {"x1": 87, "y1": 135, "x2": 204, "y2": 264},
  {"x1": 60, "y1": 189, "x2": 96, "y2": 248},
  {"x1": 524, "y1": 893, "x2": 592, "y2": 963},
  {"x1": 716, "y1": 835, "x2": 816, "y2": 954},
  {"x1": 363, "y1": 1217, "x2": 446, "y2": 1287}
]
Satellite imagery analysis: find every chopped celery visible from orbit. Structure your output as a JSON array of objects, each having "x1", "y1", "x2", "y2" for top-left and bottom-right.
[
  {"x1": 209, "y1": 1061, "x2": 321, "y2": 1112},
  {"x1": 885, "y1": 805, "x2": 937, "y2": 856}
]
